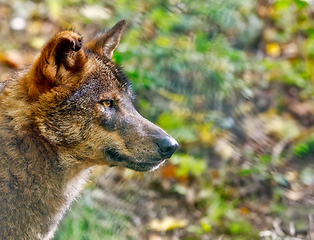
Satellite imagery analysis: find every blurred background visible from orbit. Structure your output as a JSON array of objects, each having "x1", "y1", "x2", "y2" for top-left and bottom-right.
[{"x1": 1, "y1": 0, "x2": 314, "y2": 239}]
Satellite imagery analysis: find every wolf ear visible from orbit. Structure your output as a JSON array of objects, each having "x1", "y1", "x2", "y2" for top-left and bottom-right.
[
  {"x1": 26, "y1": 31, "x2": 86, "y2": 100},
  {"x1": 84, "y1": 19, "x2": 126, "y2": 59}
]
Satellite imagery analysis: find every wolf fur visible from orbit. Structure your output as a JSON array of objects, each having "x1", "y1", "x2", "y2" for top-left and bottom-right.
[{"x1": 0, "y1": 20, "x2": 178, "y2": 240}]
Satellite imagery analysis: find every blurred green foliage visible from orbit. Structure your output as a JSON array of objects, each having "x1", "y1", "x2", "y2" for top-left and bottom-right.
[
  {"x1": 294, "y1": 135, "x2": 314, "y2": 157},
  {"x1": 54, "y1": 188, "x2": 135, "y2": 240}
]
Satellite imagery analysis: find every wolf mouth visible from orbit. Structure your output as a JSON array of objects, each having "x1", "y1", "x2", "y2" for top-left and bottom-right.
[{"x1": 105, "y1": 149, "x2": 165, "y2": 172}]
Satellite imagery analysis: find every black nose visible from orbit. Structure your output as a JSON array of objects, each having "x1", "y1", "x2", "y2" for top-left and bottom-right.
[{"x1": 156, "y1": 137, "x2": 179, "y2": 159}]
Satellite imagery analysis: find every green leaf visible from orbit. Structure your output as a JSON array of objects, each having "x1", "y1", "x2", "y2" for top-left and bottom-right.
[
  {"x1": 294, "y1": 0, "x2": 308, "y2": 9},
  {"x1": 171, "y1": 154, "x2": 207, "y2": 177},
  {"x1": 274, "y1": 0, "x2": 291, "y2": 10}
]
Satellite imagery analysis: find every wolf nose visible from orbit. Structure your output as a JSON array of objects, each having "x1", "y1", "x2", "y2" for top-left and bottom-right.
[{"x1": 156, "y1": 137, "x2": 179, "y2": 159}]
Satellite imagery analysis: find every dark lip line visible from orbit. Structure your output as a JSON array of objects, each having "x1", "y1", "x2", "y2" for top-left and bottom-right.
[
  {"x1": 105, "y1": 149, "x2": 166, "y2": 170},
  {"x1": 109, "y1": 160, "x2": 165, "y2": 172},
  {"x1": 110, "y1": 158, "x2": 165, "y2": 166},
  {"x1": 128, "y1": 160, "x2": 166, "y2": 172}
]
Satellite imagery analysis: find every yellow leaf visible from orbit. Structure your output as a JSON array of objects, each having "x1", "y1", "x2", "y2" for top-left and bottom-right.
[
  {"x1": 148, "y1": 216, "x2": 188, "y2": 231},
  {"x1": 200, "y1": 218, "x2": 212, "y2": 232},
  {"x1": 176, "y1": 36, "x2": 194, "y2": 50},
  {"x1": 154, "y1": 36, "x2": 172, "y2": 47},
  {"x1": 265, "y1": 43, "x2": 281, "y2": 57},
  {"x1": 30, "y1": 37, "x2": 46, "y2": 50},
  {"x1": 158, "y1": 88, "x2": 185, "y2": 103},
  {"x1": 199, "y1": 124, "x2": 216, "y2": 145}
]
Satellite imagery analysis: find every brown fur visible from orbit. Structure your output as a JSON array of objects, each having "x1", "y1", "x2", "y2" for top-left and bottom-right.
[{"x1": 0, "y1": 20, "x2": 178, "y2": 240}]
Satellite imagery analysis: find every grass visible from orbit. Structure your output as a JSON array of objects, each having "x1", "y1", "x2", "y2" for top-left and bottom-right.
[{"x1": 54, "y1": 188, "x2": 136, "y2": 240}]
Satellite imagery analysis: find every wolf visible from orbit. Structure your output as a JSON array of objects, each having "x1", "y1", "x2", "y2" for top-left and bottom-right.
[{"x1": 0, "y1": 19, "x2": 178, "y2": 240}]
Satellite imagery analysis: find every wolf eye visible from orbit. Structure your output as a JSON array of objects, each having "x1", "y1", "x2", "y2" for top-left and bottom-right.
[{"x1": 101, "y1": 99, "x2": 113, "y2": 108}]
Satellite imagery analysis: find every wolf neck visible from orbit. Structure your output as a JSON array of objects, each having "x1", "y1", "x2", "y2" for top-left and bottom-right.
[{"x1": 0, "y1": 116, "x2": 92, "y2": 240}]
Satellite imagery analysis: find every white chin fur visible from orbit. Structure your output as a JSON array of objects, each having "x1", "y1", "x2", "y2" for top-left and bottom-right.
[{"x1": 149, "y1": 159, "x2": 166, "y2": 172}]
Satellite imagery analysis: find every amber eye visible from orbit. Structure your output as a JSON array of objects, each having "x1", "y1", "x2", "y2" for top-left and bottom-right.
[{"x1": 101, "y1": 99, "x2": 113, "y2": 108}]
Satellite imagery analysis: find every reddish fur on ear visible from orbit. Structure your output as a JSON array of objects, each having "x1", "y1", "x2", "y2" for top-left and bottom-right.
[
  {"x1": 85, "y1": 19, "x2": 126, "y2": 59},
  {"x1": 25, "y1": 31, "x2": 86, "y2": 100}
]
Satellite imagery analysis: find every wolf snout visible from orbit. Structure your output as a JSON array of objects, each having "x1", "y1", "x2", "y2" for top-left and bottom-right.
[{"x1": 156, "y1": 137, "x2": 179, "y2": 159}]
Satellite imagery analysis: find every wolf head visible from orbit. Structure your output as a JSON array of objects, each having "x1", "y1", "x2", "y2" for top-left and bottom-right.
[{"x1": 23, "y1": 20, "x2": 178, "y2": 172}]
